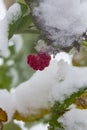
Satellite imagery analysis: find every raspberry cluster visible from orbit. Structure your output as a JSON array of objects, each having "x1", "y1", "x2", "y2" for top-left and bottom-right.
[{"x1": 27, "y1": 52, "x2": 51, "y2": 71}]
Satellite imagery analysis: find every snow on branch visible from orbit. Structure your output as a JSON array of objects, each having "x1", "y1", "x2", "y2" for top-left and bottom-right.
[
  {"x1": 33, "y1": 0, "x2": 87, "y2": 47},
  {"x1": 0, "y1": 3, "x2": 22, "y2": 53}
]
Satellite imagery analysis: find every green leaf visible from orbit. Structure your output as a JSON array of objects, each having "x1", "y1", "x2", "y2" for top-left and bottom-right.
[
  {"x1": 0, "y1": 65, "x2": 12, "y2": 90},
  {"x1": 8, "y1": 14, "x2": 33, "y2": 38},
  {"x1": 3, "y1": 121, "x2": 21, "y2": 130},
  {"x1": 17, "y1": 0, "x2": 25, "y2": 4},
  {"x1": 19, "y1": 2, "x2": 29, "y2": 15},
  {"x1": 8, "y1": 2, "x2": 40, "y2": 39},
  {"x1": 49, "y1": 86, "x2": 87, "y2": 130},
  {"x1": 82, "y1": 41, "x2": 87, "y2": 46},
  {"x1": 13, "y1": 34, "x2": 38, "y2": 84},
  {"x1": 8, "y1": 2, "x2": 33, "y2": 39}
]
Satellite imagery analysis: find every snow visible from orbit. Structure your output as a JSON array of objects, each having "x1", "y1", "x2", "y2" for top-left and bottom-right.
[
  {"x1": 0, "y1": 3, "x2": 22, "y2": 55},
  {"x1": 9, "y1": 35, "x2": 23, "y2": 52},
  {"x1": 1, "y1": 1, "x2": 87, "y2": 128},
  {"x1": 0, "y1": 58, "x2": 4, "y2": 65},
  {"x1": 1, "y1": 51, "x2": 87, "y2": 130},
  {"x1": 6, "y1": 3, "x2": 21, "y2": 23},
  {"x1": 50, "y1": 60, "x2": 87, "y2": 104},
  {"x1": 14, "y1": 120, "x2": 29, "y2": 130},
  {"x1": 0, "y1": 19, "x2": 9, "y2": 52},
  {"x1": 33, "y1": 0, "x2": 87, "y2": 47},
  {"x1": 0, "y1": 89, "x2": 15, "y2": 122},
  {"x1": 55, "y1": 52, "x2": 72, "y2": 64},
  {"x1": 0, "y1": 0, "x2": 6, "y2": 19},
  {"x1": 10, "y1": 68, "x2": 19, "y2": 87},
  {"x1": 30, "y1": 123, "x2": 48, "y2": 130},
  {"x1": 14, "y1": 59, "x2": 58, "y2": 117},
  {"x1": 58, "y1": 108, "x2": 87, "y2": 130},
  {"x1": 0, "y1": 34, "x2": 23, "y2": 58},
  {"x1": 14, "y1": 120, "x2": 48, "y2": 130}
]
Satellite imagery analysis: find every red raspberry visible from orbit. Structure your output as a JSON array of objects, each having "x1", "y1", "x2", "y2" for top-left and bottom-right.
[{"x1": 27, "y1": 52, "x2": 51, "y2": 71}]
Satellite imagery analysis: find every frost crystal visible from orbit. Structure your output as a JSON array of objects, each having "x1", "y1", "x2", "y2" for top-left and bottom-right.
[{"x1": 33, "y1": 0, "x2": 87, "y2": 47}]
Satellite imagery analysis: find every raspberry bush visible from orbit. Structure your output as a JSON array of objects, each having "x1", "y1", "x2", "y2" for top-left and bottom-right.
[{"x1": 1, "y1": 0, "x2": 87, "y2": 130}]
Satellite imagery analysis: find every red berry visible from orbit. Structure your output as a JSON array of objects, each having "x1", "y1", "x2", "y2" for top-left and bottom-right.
[{"x1": 27, "y1": 52, "x2": 51, "y2": 71}]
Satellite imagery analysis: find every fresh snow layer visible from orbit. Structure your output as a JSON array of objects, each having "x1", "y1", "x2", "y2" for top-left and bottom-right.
[
  {"x1": 9, "y1": 35, "x2": 23, "y2": 53},
  {"x1": 1, "y1": 52, "x2": 87, "y2": 125},
  {"x1": 33, "y1": 0, "x2": 87, "y2": 47},
  {"x1": 14, "y1": 60, "x2": 58, "y2": 116},
  {"x1": 58, "y1": 108, "x2": 87, "y2": 130},
  {"x1": 0, "y1": 3, "x2": 22, "y2": 53},
  {"x1": 50, "y1": 60, "x2": 87, "y2": 104},
  {"x1": 0, "y1": 90, "x2": 15, "y2": 122},
  {"x1": 0, "y1": 0, "x2": 6, "y2": 20},
  {"x1": 13, "y1": 54, "x2": 87, "y2": 117}
]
